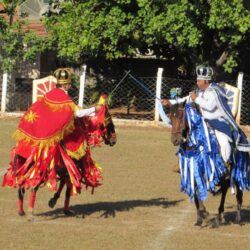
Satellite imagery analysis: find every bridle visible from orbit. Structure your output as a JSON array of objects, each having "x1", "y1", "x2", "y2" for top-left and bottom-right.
[
  {"x1": 169, "y1": 106, "x2": 186, "y2": 135},
  {"x1": 102, "y1": 109, "x2": 117, "y2": 146},
  {"x1": 103, "y1": 110, "x2": 112, "y2": 127}
]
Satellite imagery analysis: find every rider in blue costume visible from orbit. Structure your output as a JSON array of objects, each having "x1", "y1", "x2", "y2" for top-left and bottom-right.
[
  {"x1": 163, "y1": 65, "x2": 250, "y2": 199},
  {"x1": 190, "y1": 66, "x2": 250, "y2": 160},
  {"x1": 164, "y1": 65, "x2": 250, "y2": 163},
  {"x1": 190, "y1": 66, "x2": 250, "y2": 193}
]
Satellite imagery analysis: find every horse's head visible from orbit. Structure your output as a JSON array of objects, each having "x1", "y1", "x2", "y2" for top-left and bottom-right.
[
  {"x1": 82, "y1": 103, "x2": 117, "y2": 147},
  {"x1": 102, "y1": 109, "x2": 117, "y2": 146},
  {"x1": 168, "y1": 102, "x2": 186, "y2": 146}
]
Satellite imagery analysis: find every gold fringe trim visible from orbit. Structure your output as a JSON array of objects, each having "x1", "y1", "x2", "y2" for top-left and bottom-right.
[
  {"x1": 12, "y1": 118, "x2": 75, "y2": 148},
  {"x1": 65, "y1": 143, "x2": 86, "y2": 160},
  {"x1": 43, "y1": 97, "x2": 76, "y2": 112}
]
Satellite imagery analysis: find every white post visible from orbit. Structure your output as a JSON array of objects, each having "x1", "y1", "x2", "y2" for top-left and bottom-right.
[
  {"x1": 78, "y1": 65, "x2": 87, "y2": 107},
  {"x1": 1, "y1": 72, "x2": 8, "y2": 113},
  {"x1": 154, "y1": 68, "x2": 164, "y2": 122},
  {"x1": 32, "y1": 79, "x2": 38, "y2": 103},
  {"x1": 236, "y1": 72, "x2": 244, "y2": 124}
]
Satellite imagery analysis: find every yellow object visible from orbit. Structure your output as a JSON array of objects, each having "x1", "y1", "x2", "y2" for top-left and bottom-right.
[
  {"x1": 53, "y1": 68, "x2": 72, "y2": 85},
  {"x1": 65, "y1": 142, "x2": 86, "y2": 160},
  {"x1": 24, "y1": 110, "x2": 39, "y2": 123},
  {"x1": 98, "y1": 94, "x2": 108, "y2": 105}
]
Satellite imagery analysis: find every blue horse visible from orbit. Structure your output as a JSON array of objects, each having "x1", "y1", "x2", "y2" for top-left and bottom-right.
[{"x1": 169, "y1": 101, "x2": 250, "y2": 226}]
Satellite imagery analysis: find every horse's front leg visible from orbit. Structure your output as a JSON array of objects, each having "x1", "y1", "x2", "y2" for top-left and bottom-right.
[
  {"x1": 18, "y1": 187, "x2": 25, "y2": 216},
  {"x1": 214, "y1": 177, "x2": 230, "y2": 227},
  {"x1": 28, "y1": 185, "x2": 41, "y2": 215},
  {"x1": 235, "y1": 184, "x2": 243, "y2": 224},
  {"x1": 48, "y1": 179, "x2": 66, "y2": 208},
  {"x1": 63, "y1": 179, "x2": 75, "y2": 216},
  {"x1": 194, "y1": 190, "x2": 208, "y2": 226}
]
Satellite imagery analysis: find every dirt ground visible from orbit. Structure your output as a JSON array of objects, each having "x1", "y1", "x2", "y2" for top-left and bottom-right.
[{"x1": 1, "y1": 118, "x2": 250, "y2": 250}]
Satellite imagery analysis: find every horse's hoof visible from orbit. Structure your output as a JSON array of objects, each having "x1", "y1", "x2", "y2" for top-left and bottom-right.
[
  {"x1": 27, "y1": 212, "x2": 35, "y2": 222},
  {"x1": 194, "y1": 221, "x2": 202, "y2": 226},
  {"x1": 212, "y1": 218, "x2": 220, "y2": 228},
  {"x1": 48, "y1": 198, "x2": 57, "y2": 208},
  {"x1": 217, "y1": 213, "x2": 225, "y2": 224},
  {"x1": 64, "y1": 209, "x2": 75, "y2": 216},
  {"x1": 235, "y1": 219, "x2": 241, "y2": 224},
  {"x1": 194, "y1": 218, "x2": 203, "y2": 226},
  {"x1": 220, "y1": 216, "x2": 225, "y2": 224},
  {"x1": 201, "y1": 210, "x2": 209, "y2": 219},
  {"x1": 235, "y1": 214, "x2": 241, "y2": 224},
  {"x1": 28, "y1": 207, "x2": 34, "y2": 215},
  {"x1": 172, "y1": 165, "x2": 180, "y2": 173},
  {"x1": 27, "y1": 216, "x2": 35, "y2": 222},
  {"x1": 18, "y1": 211, "x2": 25, "y2": 216}
]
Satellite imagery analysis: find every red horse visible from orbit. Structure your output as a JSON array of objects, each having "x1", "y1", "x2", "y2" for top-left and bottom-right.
[{"x1": 3, "y1": 107, "x2": 116, "y2": 216}]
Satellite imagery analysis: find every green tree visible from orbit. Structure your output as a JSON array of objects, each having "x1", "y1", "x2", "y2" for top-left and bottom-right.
[
  {"x1": 0, "y1": 0, "x2": 49, "y2": 72},
  {"x1": 44, "y1": 0, "x2": 250, "y2": 74}
]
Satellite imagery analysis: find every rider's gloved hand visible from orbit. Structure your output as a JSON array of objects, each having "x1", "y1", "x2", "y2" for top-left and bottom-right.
[
  {"x1": 95, "y1": 104, "x2": 103, "y2": 112},
  {"x1": 190, "y1": 91, "x2": 198, "y2": 101}
]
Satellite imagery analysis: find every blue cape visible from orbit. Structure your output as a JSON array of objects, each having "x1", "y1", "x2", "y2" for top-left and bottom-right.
[{"x1": 205, "y1": 82, "x2": 250, "y2": 152}]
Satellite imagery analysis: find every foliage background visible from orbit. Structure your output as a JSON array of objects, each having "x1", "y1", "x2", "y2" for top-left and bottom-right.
[
  {"x1": 43, "y1": 0, "x2": 250, "y2": 75},
  {"x1": 0, "y1": 0, "x2": 249, "y2": 75}
]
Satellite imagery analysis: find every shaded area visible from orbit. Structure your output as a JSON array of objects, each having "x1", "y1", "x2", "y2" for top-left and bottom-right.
[
  {"x1": 240, "y1": 78, "x2": 250, "y2": 125},
  {"x1": 36, "y1": 197, "x2": 183, "y2": 219},
  {"x1": 201, "y1": 209, "x2": 250, "y2": 228}
]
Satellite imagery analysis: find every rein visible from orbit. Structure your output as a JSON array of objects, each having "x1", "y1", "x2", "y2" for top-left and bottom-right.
[
  {"x1": 108, "y1": 71, "x2": 131, "y2": 101},
  {"x1": 170, "y1": 107, "x2": 185, "y2": 135},
  {"x1": 103, "y1": 110, "x2": 113, "y2": 127}
]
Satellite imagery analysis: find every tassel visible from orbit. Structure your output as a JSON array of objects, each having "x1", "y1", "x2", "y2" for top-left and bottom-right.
[
  {"x1": 59, "y1": 145, "x2": 82, "y2": 191},
  {"x1": 178, "y1": 104, "x2": 227, "y2": 201}
]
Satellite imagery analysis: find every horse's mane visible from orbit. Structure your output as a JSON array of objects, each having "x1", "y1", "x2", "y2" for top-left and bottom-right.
[{"x1": 169, "y1": 101, "x2": 186, "y2": 114}]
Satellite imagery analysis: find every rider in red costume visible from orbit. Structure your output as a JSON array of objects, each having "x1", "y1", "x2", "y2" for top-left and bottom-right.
[{"x1": 3, "y1": 68, "x2": 103, "y2": 192}]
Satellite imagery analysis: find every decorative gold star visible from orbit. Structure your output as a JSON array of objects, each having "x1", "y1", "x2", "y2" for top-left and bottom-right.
[{"x1": 24, "y1": 110, "x2": 39, "y2": 123}]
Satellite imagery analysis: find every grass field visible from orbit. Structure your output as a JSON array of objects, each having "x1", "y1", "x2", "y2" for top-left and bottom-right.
[{"x1": 1, "y1": 118, "x2": 250, "y2": 250}]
